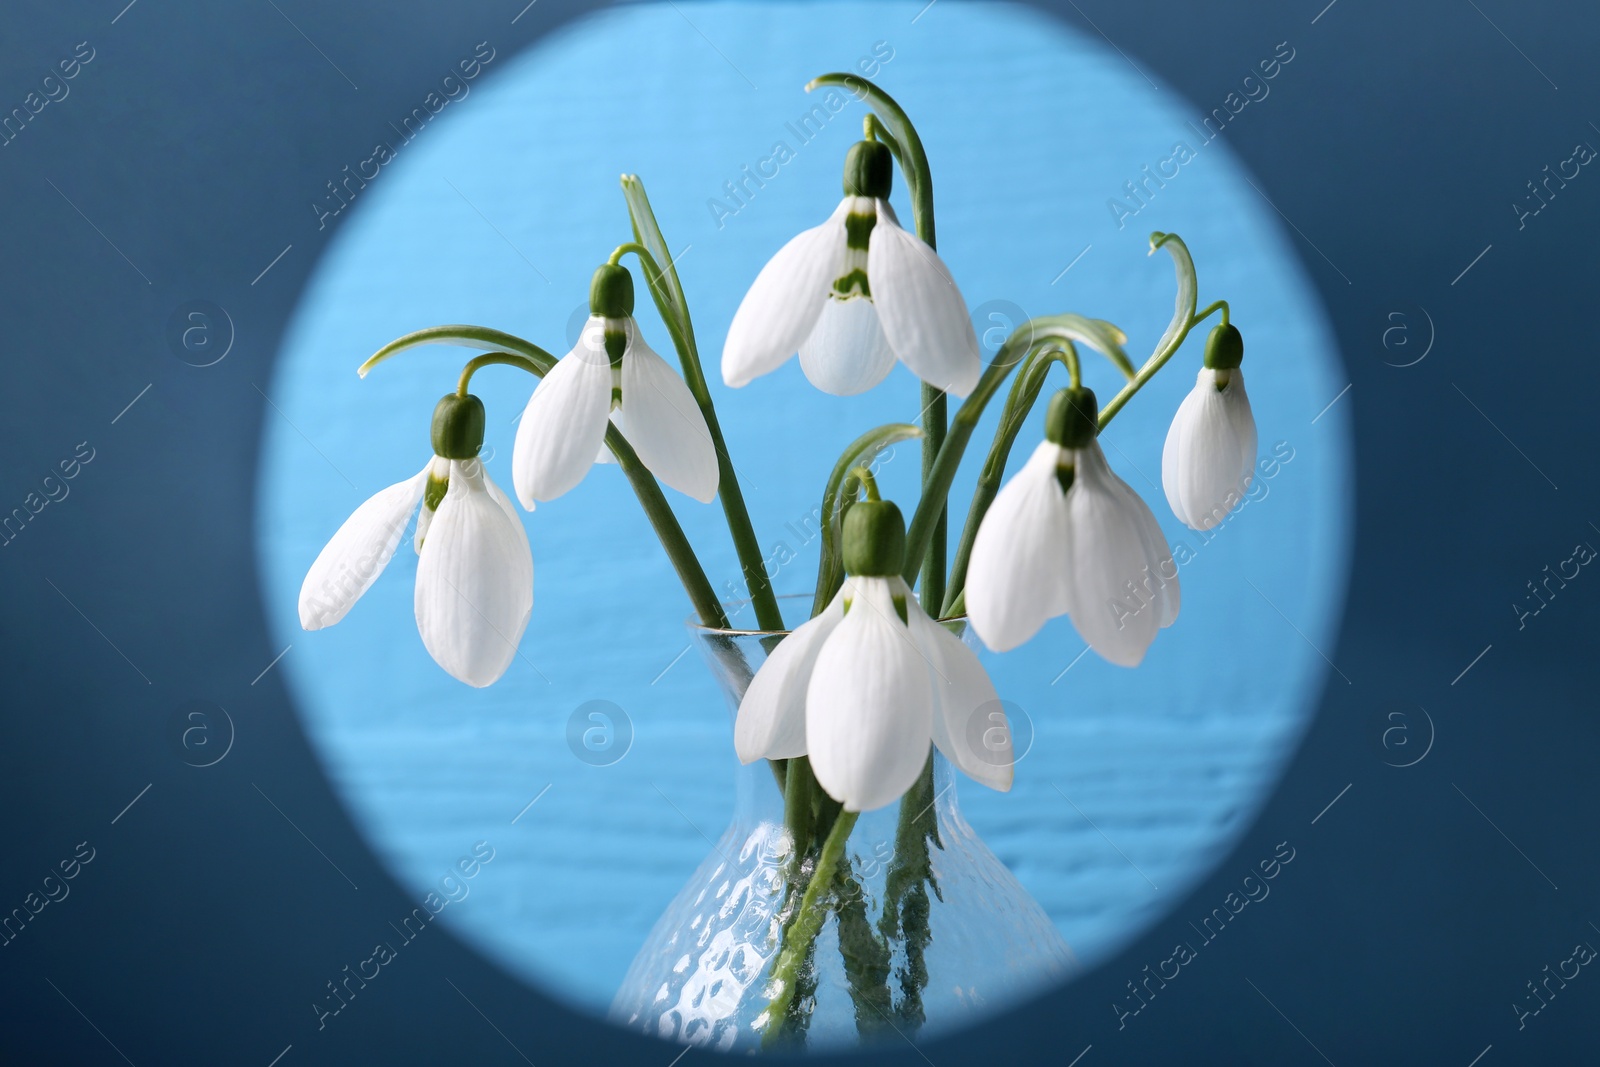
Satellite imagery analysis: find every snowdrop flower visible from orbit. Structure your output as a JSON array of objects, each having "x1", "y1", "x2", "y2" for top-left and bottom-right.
[
  {"x1": 299, "y1": 393, "x2": 534, "y2": 688},
  {"x1": 722, "y1": 139, "x2": 981, "y2": 398},
  {"x1": 967, "y1": 387, "x2": 1178, "y2": 666},
  {"x1": 513, "y1": 264, "x2": 717, "y2": 506},
  {"x1": 1162, "y1": 323, "x2": 1257, "y2": 531},
  {"x1": 734, "y1": 499, "x2": 1012, "y2": 812}
]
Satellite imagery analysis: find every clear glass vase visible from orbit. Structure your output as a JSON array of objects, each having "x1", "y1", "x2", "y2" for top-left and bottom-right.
[{"x1": 609, "y1": 621, "x2": 1076, "y2": 1053}]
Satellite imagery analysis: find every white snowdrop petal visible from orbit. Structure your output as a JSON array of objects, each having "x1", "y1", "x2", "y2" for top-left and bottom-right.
[
  {"x1": 1178, "y1": 391, "x2": 1246, "y2": 528},
  {"x1": 484, "y1": 463, "x2": 529, "y2": 529},
  {"x1": 299, "y1": 465, "x2": 427, "y2": 630},
  {"x1": 1161, "y1": 385, "x2": 1202, "y2": 529},
  {"x1": 620, "y1": 323, "x2": 720, "y2": 502},
  {"x1": 797, "y1": 295, "x2": 897, "y2": 395},
  {"x1": 1223, "y1": 369, "x2": 1259, "y2": 489},
  {"x1": 733, "y1": 585, "x2": 849, "y2": 763},
  {"x1": 907, "y1": 602, "x2": 1012, "y2": 793},
  {"x1": 511, "y1": 320, "x2": 613, "y2": 506},
  {"x1": 722, "y1": 200, "x2": 850, "y2": 388},
  {"x1": 1106, "y1": 462, "x2": 1180, "y2": 629},
  {"x1": 867, "y1": 203, "x2": 981, "y2": 397},
  {"x1": 594, "y1": 407, "x2": 624, "y2": 465},
  {"x1": 414, "y1": 460, "x2": 534, "y2": 687},
  {"x1": 806, "y1": 577, "x2": 934, "y2": 812},
  {"x1": 966, "y1": 441, "x2": 1072, "y2": 652},
  {"x1": 1165, "y1": 368, "x2": 1257, "y2": 531},
  {"x1": 1062, "y1": 445, "x2": 1162, "y2": 667}
]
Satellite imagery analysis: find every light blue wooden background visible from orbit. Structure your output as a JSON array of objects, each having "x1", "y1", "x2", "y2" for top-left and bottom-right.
[{"x1": 255, "y1": 0, "x2": 1351, "y2": 1017}]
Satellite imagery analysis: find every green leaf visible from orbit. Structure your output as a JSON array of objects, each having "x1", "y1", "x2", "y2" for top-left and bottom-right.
[
  {"x1": 358, "y1": 325, "x2": 557, "y2": 378},
  {"x1": 810, "y1": 423, "x2": 921, "y2": 618},
  {"x1": 1147, "y1": 231, "x2": 1198, "y2": 372},
  {"x1": 620, "y1": 175, "x2": 692, "y2": 344},
  {"x1": 1039, "y1": 313, "x2": 1135, "y2": 380}
]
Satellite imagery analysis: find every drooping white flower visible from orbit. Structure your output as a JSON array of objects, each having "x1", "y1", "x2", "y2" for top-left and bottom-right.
[
  {"x1": 1162, "y1": 325, "x2": 1257, "y2": 531},
  {"x1": 722, "y1": 140, "x2": 981, "y2": 398},
  {"x1": 513, "y1": 264, "x2": 717, "y2": 506},
  {"x1": 967, "y1": 387, "x2": 1178, "y2": 666},
  {"x1": 299, "y1": 394, "x2": 534, "y2": 688},
  {"x1": 734, "y1": 501, "x2": 1012, "y2": 812}
]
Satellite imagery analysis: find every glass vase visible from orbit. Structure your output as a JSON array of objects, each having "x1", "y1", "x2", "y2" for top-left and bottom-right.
[{"x1": 609, "y1": 620, "x2": 1076, "y2": 1052}]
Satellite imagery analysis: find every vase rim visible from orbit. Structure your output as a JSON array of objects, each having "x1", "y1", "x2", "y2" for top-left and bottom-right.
[{"x1": 687, "y1": 592, "x2": 969, "y2": 638}]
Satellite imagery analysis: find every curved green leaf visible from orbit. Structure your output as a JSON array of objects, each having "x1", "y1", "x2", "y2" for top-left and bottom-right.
[
  {"x1": 811, "y1": 422, "x2": 921, "y2": 618},
  {"x1": 358, "y1": 325, "x2": 558, "y2": 378}
]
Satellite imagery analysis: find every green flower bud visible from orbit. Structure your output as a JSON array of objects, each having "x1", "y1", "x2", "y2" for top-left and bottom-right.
[
  {"x1": 589, "y1": 263, "x2": 635, "y2": 319},
  {"x1": 1202, "y1": 322, "x2": 1243, "y2": 370},
  {"x1": 842, "y1": 499, "x2": 907, "y2": 577},
  {"x1": 430, "y1": 393, "x2": 485, "y2": 460},
  {"x1": 1044, "y1": 386, "x2": 1098, "y2": 450},
  {"x1": 842, "y1": 139, "x2": 893, "y2": 200}
]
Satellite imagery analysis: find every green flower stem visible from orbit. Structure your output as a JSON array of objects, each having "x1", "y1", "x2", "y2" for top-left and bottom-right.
[
  {"x1": 810, "y1": 423, "x2": 921, "y2": 619},
  {"x1": 605, "y1": 241, "x2": 646, "y2": 268},
  {"x1": 1198, "y1": 298, "x2": 1230, "y2": 327},
  {"x1": 783, "y1": 756, "x2": 816, "y2": 864},
  {"x1": 770, "y1": 425, "x2": 925, "y2": 1042},
  {"x1": 806, "y1": 74, "x2": 934, "y2": 247},
  {"x1": 762, "y1": 808, "x2": 860, "y2": 1049},
  {"x1": 942, "y1": 345, "x2": 1078, "y2": 616},
  {"x1": 881, "y1": 759, "x2": 936, "y2": 934},
  {"x1": 357, "y1": 326, "x2": 728, "y2": 629},
  {"x1": 862, "y1": 113, "x2": 904, "y2": 165},
  {"x1": 780, "y1": 938, "x2": 822, "y2": 1047},
  {"x1": 1095, "y1": 232, "x2": 1219, "y2": 429},
  {"x1": 878, "y1": 751, "x2": 940, "y2": 1030},
  {"x1": 899, "y1": 328, "x2": 1035, "y2": 589},
  {"x1": 808, "y1": 72, "x2": 949, "y2": 617},
  {"x1": 455, "y1": 352, "x2": 541, "y2": 396},
  {"x1": 608, "y1": 426, "x2": 731, "y2": 629},
  {"x1": 848, "y1": 464, "x2": 882, "y2": 502},
  {"x1": 920, "y1": 385, "x2": 949, "y2": 617},
  {"x1": 607, "y1": 243, "x2": 697, "y2": 369},
  {"x1": 936, "y1": 236, "x2": 1217, "y2": 612},
  {"x1": 905, "y1": 246, "x2": 1203, "y2": 594},
  {"x1": 812, "y1": 787, "x2": 844, "y2": 841},
  {"x1": 618, "y1": 178, "x2": 784, "y2": 633},
  {"x1": 1061, "y1": 343, "x2": 1083, "y2": 389},
  {"x1": 834, "y1": 855, "x2": 893, "y2": 1039}
]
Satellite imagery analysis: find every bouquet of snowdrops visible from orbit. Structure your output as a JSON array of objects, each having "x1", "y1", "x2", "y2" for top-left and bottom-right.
[{"x1": 296, "y1": 74, "x2": 1257, "y2": 1044}]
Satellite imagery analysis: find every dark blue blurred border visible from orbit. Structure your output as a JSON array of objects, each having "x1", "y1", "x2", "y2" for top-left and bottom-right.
[{"x1": 1, "y1": 1, "x2": 1596, "y2": 1063}]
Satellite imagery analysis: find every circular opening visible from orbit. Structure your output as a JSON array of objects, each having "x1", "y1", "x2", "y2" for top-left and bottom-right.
[{"x1": 256, "y1": 0, "x2": 1352, "y2": 1042}]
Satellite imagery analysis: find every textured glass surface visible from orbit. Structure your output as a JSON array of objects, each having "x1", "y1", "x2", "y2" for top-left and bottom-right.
[{"x1": 610, "y1": 629, "x2": 1074, "y2": 1051}]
